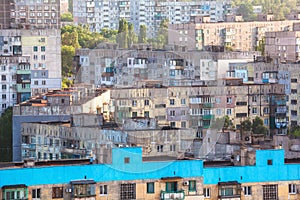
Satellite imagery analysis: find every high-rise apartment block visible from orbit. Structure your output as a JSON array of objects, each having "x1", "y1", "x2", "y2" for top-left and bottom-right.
[
  {"x1": 72, "y1": 0, "x2": 232, "y2": 38},
  {"x1": 0, "y1": 0, "x2": 62, "y2": 113}
]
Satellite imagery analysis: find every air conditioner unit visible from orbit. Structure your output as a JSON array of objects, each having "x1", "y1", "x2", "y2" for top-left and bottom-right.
[{"x1": 183, "y1": 181, "x2": 189, "y2": 186}]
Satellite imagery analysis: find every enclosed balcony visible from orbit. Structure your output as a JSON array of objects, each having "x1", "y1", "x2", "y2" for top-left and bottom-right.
[
  {"x1": 218, "y1": 181, "x2": 241, "y2": 200},
  {"x1": 161, "y1": 190, "x2": 185, "y2": 200}
]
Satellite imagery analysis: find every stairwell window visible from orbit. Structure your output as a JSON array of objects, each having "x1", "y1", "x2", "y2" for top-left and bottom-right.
[
  {"x1": 289, "y1": 184, "x2": 296, "y2": 194},
  {"x1": 32, "y1": 188, "x2": 41, "y2": 199},
  {"x1": 100, "y1": 185, "x2": 107, "y2": 195},
  {"x1": 203, "y1": 188, "x2": 210, "y2": 198},
  {"x1": 244, "y1": 186, "x2": 252, "y2": 196}
]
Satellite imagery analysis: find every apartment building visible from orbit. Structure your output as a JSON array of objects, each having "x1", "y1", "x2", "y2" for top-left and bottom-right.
[
  {"x1": 0, "y1": 0, "x2": 62, "y2": 113},
  {"x1": 74, "y1": 46, "x2": 257, "y2": 88},
  {"x1": 265, "y1": 25, "x2": 300, "y2": 63},
  {"x1": 10, "y1": 0, "x2": 61, "y2": 29},
  {"x1": 12, "y1": 85, "x2": 102, "y2": 161},
  {"x1": 169, "y1": 19, "x2": 298, "y2": 51},
  {"x1": 72, "y1": 0, "x2": 232, "y2": 37},
  {"x1": 1, "y1": 148, "x2": 300, "y2": 200}
]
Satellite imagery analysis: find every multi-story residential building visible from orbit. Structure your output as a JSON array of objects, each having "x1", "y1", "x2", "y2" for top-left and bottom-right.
[
  {"x1": 10, "y1": 0, "x2": 61, "y2": 29},
  {"x1": 1, "y1": 148, "x2": 300, "y2": 200},
  {"x1": 21, "y1": 29, "x2": 61, "y2": 96},
  {"x1": 0, "y1": 29, "x2": 31, "y2": 113},
  {"x1": 12, "y1": 85, "x2": 102, "y2": 161},
  {"x1": 169, "y1": 19, "x2": 298, "y2": 51},
  {"x1": 74, "y1": 46, "x2": 257, "y2": 88},
  {"x1": 72, "y1": 0, "x2": 232, "y2": 37},
  {"x1": 265, "y1": 24, "x2": 300, "y2": 63},
  {"x1": 0, "y1": 0, "x2": 62, "y2": 113},
  {"x1": 0, "y1": 0, "x2": 13, "y2": 29}
]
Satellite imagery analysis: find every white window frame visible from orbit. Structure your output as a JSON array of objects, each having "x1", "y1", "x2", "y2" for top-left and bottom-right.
[
  {"x1": 203, "y1": 187, "x2": 210, "y2": 198},
  {"x1": 244, "y1": 186, "x2": 252, "y2": 196}
]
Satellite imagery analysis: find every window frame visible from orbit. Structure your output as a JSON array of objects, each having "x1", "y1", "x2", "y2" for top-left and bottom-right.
[
  {"x1": 203, "y1": 187, "x2": 210, "y2": 198},
  {"x1": 244, "y1": 186, "x2": 252, "y2": 196},
  {"x1": 188, "y1": 180, "x2": 196, "y2": 192},
  {"x1": 100, "y1": 185, "x2": 108, "y2": 195},
  {"x1": 146, "y1": 182, "x2": 155, "y2": 194}
]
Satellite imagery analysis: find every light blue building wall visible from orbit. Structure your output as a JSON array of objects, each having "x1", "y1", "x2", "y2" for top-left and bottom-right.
[
  {"x1": 2, "y1": 148, "x2": 300, "y2": 188},
  {"x1": 0, "y1": 147, "x2": 203, "y2": 187},
  {"x1": 203, "y1": 149, "x2": 300, "y2": 185}
]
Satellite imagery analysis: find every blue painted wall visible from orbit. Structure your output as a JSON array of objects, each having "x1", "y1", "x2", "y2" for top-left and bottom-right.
[
  {"x1": 203, "y1": 149, "x2": 300, "y2": 185},
  {"x1": 2, "y1": 148, "x2": 300, "y2": 187},
  {"x1": 0, "y1": 147, "x2": 203, "y2": 187}
]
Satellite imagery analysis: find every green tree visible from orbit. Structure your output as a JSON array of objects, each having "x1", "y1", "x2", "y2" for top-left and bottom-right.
[
  {"x1": 62, "y1": 77, "x2": 73, "y2": 88},
  {"x1": 236, "y1": 2, "x2": 256, "y2": 21},
  {"x1": 151, "y1": 19, "x2": 168, "y2": 49},
  {"x1": 127, "y1": 23, "x2": 137, "y2": 47},
  {"x1": 256, "y1": 37, "x2": 265, "y2": 55},
  {"x1": 61, "y1": 45, "x2": 75, "y2": 77},
  {"x1": 117, "y1": 18, "x2": 129, "y2": 48},
  {"x1": 62, "y1": 32, "x2": 80, "y2": 48},
  {"x1": 0, "y1": 107, "x2": 12, "y2": 162},
  {"x1": 252, "y1": 116, "x2": 268, "y2": 135},
  {"x1": 61, "y1": 12, "x2": 73, "y2": 22},
  {"x1": 241, "y1": 118, "x2": 252, "y2": 132},
  {"x1": 138, "y1": 25, "x2": 147, "y2": 44}
]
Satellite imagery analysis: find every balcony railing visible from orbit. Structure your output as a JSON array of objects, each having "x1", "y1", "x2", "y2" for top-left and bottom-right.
[{"x1": 161, "y1": 190, "x2": 185, "y2": 200}]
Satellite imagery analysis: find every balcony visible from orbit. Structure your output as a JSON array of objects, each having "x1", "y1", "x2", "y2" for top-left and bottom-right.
[
  {"x1": 16, "y1": 84, "x2": 31, "y2": 93},
  {"x1": 161, "y1": 190, "x2": 185, "y2": 200},
  {"x1": 203, "y1": 114, "x2": 214, "y2": 120},
  {"x1": 203, "y1": 103, "x2": 213, "y2": 108},
  {"x1": 22, "y1": 143, "x2": 36, "y2": 149}
]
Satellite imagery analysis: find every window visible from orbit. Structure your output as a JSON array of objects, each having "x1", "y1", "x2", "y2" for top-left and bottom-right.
[
  {"x1": 204, "y1": 188, "x2": 210, "y2": 197},
  {"x1": 100, "y1": 185, "x2": 107, "y2": 195},
  {"x1": 1, "y1": 75, "x2": 6, "y2": 81},
  {"x1": 170, "y1": 110, "x2": 175, "y2": 116},
  {"x1": 267, "y1": 159, "x2": 273, "y2": 165},
  {"x1": 33, "y1": 46, "x2": 38, "y2": 52},
  {"x1": 157, "y1": 145, "x2": 163, "y2": 152},
  {"x1": 41, "y1": 46, "x2": 46, "y2": 52},
  {"x1": 2, "y1": 104, "x2": 6, "y2": 109},
  {"x1": 144, "y1": 99, "x2": 149, "y2": 106},
  {"x1": 289, "y1": 184, "x2": 296, "y2": 194},
  {"x1": 252, "y1": 95, "x2": 257, "y2": 102},
  {"x1": 42, "y1": 80, "x2": 46, "y2": 85},
  {"x1": 144, "y1": 111, "x2": 149, "y2": 118},
  {"x1": 166, "y1": 182, "x2": 177, "y2": 192},
  {"x1": 124, "y1": 157, "x2": 130, "y2": 164},
  {"x1": 34, "y1": 55, "x2": 38, "y2": 60},
  {"x1": 170, "y1": 144, "x2": 176, "y2": 151},
  {"x1": 41, "y1": 55, "x2": 46, "y2": 60},
  {"x1": 170, "y1": 121, "x2": 175, "y2": 127},
  {"x1": 120, "y1": 183, "x2": 136, "y2": 200},
  {"x1": 170, "y1": 99, "x2": 175, "y2": 105},
  {"x1": 132, "y1": 100, "x2": 137, "y2": 107},
  {"x1": 2, "y1": 85, "x2": 6, "y2": 90},
  {"x1": 244, "y1": 186, "x2": 252, "y2": 196},
  {"x1": 34, "y1": 81, "x2": 38, "y2": 85},
  {"x1": 263, "y1": 185, "x2": 278, "y2": 200},
  {"x1": 226, "y1": 109, "x2": 232, "y2": 115},
  {"x1": 264, "y1": 118, "x2": 269, "y2": 126},
  {"x1": 227, "y1": 97, "x2": 232, "y2": 104},
  {"x1": 181, "y1": 98, "x2": 186, "y2": 105},
  {"x1": 181, "y1": 121, "x2": 186, "y2": 128},
  {"x1": 189, "y1": 180, "x2": 196, "y2": 191},
  {"x1": 32, "y1": 188, "x2": 41, "y2": 199},
  {"x1": 252, "y1": 107, "x2": 257, "y2": 114},
  {"x1": 2, "y1": 94, "x2": 6, "y2": 99},
  {"x1": 52, "y1": 187, "x2": 63, "y2": 198},
  {"x1": 132, "y1": 112, "x2": 137, "y2": 117},
  {"x1": 147, "y1": 182, "x2": 154, "y2": 193},
  {"x1": 72, "y1": 181, "x2": 96, "y2": 198},
  {"x1": 263, "y1": 107, "x2": 269, "y2": 114}
]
